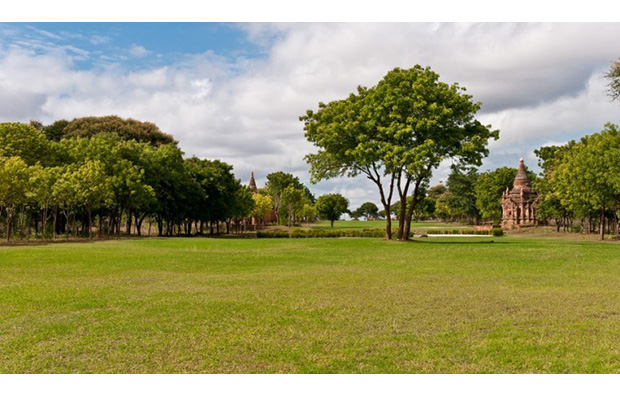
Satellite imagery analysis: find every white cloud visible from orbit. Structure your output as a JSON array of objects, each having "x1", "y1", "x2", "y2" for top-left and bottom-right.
[
  {"x1": 2, "y1": 22, "x2": 620, "y2": 209},
  {"x1": 129, "y1": 44, "x2": 150, "y2": 58}
]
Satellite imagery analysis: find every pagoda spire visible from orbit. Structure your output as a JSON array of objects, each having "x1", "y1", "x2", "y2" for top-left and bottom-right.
[
  {"x1": 512, "y1": 157, "x2": 531, "y2": 191},
  {"x1": 248, "y1": 171, "x2": 257, "y2": 193}
]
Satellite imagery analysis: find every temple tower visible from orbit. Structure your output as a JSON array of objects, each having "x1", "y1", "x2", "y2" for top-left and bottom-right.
[{"x1": 501, "y1": 158, "x2": 539, "y2": 228}]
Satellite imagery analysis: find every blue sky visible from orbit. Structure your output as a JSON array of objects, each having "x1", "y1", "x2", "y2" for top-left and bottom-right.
[
  {"x1": 1, "y1": 22, "x2": 620, "y2": 208},
  {"x1": 0, "y1": 23, "x2": 267, "y2": 70}
]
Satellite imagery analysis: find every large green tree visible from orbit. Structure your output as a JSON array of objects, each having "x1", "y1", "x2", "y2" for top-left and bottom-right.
[{"x1": 301, "y1": 65, "x2": 498, "y2": 240}]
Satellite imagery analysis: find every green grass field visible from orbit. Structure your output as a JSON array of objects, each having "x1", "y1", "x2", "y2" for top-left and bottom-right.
[{"x1": 1, "y1": 236, "x2": 619, "y2": 373}]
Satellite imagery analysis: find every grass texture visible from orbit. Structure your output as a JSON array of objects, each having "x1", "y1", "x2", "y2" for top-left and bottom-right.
[{"x1": 1, "y1": 236, "x2": 618, "y2": 373}]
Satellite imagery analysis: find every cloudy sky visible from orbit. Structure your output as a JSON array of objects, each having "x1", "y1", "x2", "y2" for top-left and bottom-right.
[{"x1": 1, "y1": 21, "x2": 619, "y2": 208}]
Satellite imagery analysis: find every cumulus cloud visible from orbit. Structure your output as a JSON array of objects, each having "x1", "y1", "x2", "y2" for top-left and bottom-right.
[{"x1": 1, "y1": 22, "x2": 620, "y2": 209}]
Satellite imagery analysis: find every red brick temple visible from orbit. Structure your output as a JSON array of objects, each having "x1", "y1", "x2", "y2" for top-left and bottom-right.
[{"x1": 501, "y1": 158, "x2": 539, "y2": 228}]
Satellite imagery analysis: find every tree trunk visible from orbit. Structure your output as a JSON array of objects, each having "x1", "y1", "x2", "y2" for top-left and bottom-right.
[
  {"x1": 52, "y1": 208, "x2": 57, "y2": 239},
  {"x1": 156, "y1": 216, "x2": 163, "y2": 236},
  {"x1": 600, "y1": 207, "x2": 605, "y2": 241},
  {"x1": 396, "y1": 174, "x2": 411, "y2": 240},
  {"x1": 403, "y1": 179, "x2": 424, "y2": 241},
  {"x1": 87, "y1": 205, "x2": 93, "y2": 239},
  {"x1": 331, "y1": 219, "x2": 334, "y2": 228},
  {"x1": 6, "y1": 211, "x2": 13, "y2": 242},
  {"x1": 126, "y1": 208, "x2": 132, "y2": 236}
]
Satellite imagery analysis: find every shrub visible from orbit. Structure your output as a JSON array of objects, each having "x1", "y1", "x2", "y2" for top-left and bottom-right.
[{"x1": 257, "y1": 231, "x2": 290, "y2": 238}]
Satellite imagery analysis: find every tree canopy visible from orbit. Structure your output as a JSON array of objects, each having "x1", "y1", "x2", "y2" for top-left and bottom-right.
[
  {"x1": 301, "y1": 65, "x2": 498, "y2": 240},
  {"x1": 62, "y1": 115, "x2": 177, "y2": 146},
  {"x1": 315, "y1": 193, "x2": 349, "y2": 227},
  {"x1": 0, "y1": 120, "x2": 252, "y2": 241}
]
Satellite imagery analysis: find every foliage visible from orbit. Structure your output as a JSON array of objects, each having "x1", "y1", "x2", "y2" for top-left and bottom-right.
[
  {"x1": 0, "y1": 120, "x2": 253, "y2": 241},
  {"x1": 281, "y1": 185, "x2": 307, "y2": 226},
  {"x1": 315, "y1": 193, "x2": 349, "y2": 227},
  {"x1": 63, "y1": 115, "x2": 177, "y2": 146},
  {"x1": 0, "y1": 122, "x2": 51, "y2": 165},
  {"x1": 550, "y1": 123, "x2": 620, "y2": 239},
  {"x1": 351, "y1": 201, "x2": 379, "y2": 220},
  {"x1": 265, "y1": 171, "x2": 313, "y2": 224},
  {"x1": 426, "y1": 228, "x2": 503, "y2": 236},
  {"x1": 475, "y1": 167, "x2": 517, "y2": 222},
  {"x1": 250, "y1": 193, "x2": 274, "y2": 229},
  {"x1": 444, "y1": 167, "x2": 480, "y2": 223},
  {"x1": 301, "y1": 65, "x2": 498, "y2": 241}
]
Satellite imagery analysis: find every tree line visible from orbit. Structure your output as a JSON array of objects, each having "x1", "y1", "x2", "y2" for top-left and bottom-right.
[
  {"x1": 347, "y1": 122, "x2": 620, "y2": 240},
  {"x1": 303, "y1": 61, "x2": 620, "y2": 240},
  {"x1": 0, "y1": 116, "x2": 256, "y2": 241}
]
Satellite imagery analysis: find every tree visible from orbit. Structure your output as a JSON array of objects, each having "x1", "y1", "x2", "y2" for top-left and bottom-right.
[
  {"x1": 250, "y1": 193, "x2": 274, "y2": 230},
  {"x1": 301, "y1": 65, "x2": 498, "y2": 241},
  {"x1": 551, "y1": 123, "x2": 620, "y2": 240},
  {"x1": 43, "y1": 119, "x2": 70, "y2": 141},
  {"x1": 69, "y1": 160, "x2": 113, "y2": 238},
  {"x1": 475, "y1": 167, "x2": 517, "y2": 223},
  {"x1": 301, "y1": 203, "x2": 318, "y2": 223},
  {"x1": 605, "y1": 57, "x2": 620, "y2": 102},
  {"x1": 265, "y1": 172, "x2": 306, "y2": 224},
  {"x1": 0, "y1": 157, "x2": 30, "y2": 241},
  {"x1": 355, "y1": 202, "x2": 379, "y2": 220},
  {"x1": 229, "y1": 184, "x2": 255, "y2": 233},
  {"x1": 0, "y1": 123, "x2": 50, "y2": 165},
  {"x1": 315, "y1": 193, "x2": 349, "y2": 227},
  {"x1": 63, "y1": 115, "x2": 177, "y2": 146},
  {"x1": 280, "y1": 185, "x2": 306, "y2": 226},
  {"x1": 444, "y1": 167, "x2": 480, "y2": 223}
]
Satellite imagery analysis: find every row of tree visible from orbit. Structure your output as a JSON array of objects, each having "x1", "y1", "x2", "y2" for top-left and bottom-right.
[
  {"x1": 535, "y1": 123, "x2": 620, "y2": 240},
  {"x1": 302, "y1": 60, "x2": 620, "y2": 240},
  {"x1": 0, "y1": 118, "x2": 255, "y2": 241},
  {"x1": 349, "y1": 165, "x2": 527, "y2": 225},
  {"x1": 348, "y1": 122, "x2": 620, "y2": 241}
]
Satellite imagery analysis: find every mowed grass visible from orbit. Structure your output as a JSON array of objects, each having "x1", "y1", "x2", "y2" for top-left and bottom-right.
[{"x1": 0, "y1": 236, "x2": 619, "y2": 373}]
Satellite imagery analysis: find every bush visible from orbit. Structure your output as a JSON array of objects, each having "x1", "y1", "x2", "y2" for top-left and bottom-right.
[
  {"x1": 256, "y1": 228, "x2": 393, "y2": 239},
  {"x1": 424, "y1": 228, "x2": 503, "y2": 237},
  {"x1": 257, "y1": 231, "x2": 289, "y2": 238}
]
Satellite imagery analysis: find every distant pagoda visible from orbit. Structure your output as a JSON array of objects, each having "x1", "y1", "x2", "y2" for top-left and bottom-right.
[
  {"x1": 501, "y1": 158, "x2": 539, "y2": 228},
  {"x1": 248, "y1": 171, "x2": 258, "y2": 193}
]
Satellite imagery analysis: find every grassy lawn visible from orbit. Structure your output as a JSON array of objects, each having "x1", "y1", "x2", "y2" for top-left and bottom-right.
[{"x1": 0, "y1": 236, "x2": 619, "y2": 373}]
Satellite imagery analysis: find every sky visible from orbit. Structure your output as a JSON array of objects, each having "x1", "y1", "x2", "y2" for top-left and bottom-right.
[{"x1": 1, "y1": 21, "x2": 620, "y2": 209}]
